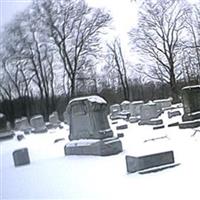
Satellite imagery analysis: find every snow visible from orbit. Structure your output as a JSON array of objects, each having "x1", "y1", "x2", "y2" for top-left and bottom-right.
[
  {"x1": 182, "y1": 85, "x2": 200, "y2": 90},
  {"x1": 69, "y1": 95, "x2": 107, "y2": 105},
  {"x1": 1, "y1": 109, "x2": 200, "y2": 199}
]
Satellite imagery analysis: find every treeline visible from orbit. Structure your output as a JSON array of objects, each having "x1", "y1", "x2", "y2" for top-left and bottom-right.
[{"x1": 1, "y1": 0, "x2": 200, "y2": 123}]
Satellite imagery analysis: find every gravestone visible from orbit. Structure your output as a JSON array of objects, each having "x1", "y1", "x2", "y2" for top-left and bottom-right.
[
  {"x1": 140, "y1": 101, "x2": 160, "y2": 123},
  {"x1": 125, "y1": 151, "x2": 175, "y2": 173},
  {"x1": 154, "y1": 98, "x2": 172, "y2": 113},
  {"x1": 110, "y1": 104, "x2": 121, "y2": 120},
  {"x1": 30, "y1": 115, "x2": 47, "y2": 133},
  {"x1": 0, "y1": 113, "x2": 14, "y2": 140},
  {"x1": 20, "y1": 117, "x2": 32, "y2": 133},
  {"x1": 49, "y1": 111, "x2": 60, "y2": 128},
  {"x1": 182, "y1": 85, "x2": 200, "y2": 121},
  {"x1": 13, "y1": 148, "x2": 30, "y2": 167},
  {"x1": 63, "y1": 110, "x2": 69, "y2": 124},
  {"x1": 168, "y1": 110, "x2": 181, "y2": 119},
  {"x1": 121, "y1": 101, "x2": 130, "y2": 111},
  {"x1": 14, "y1": 118, "x2": 22, "y2": 130},
  {"x1": 65, "y1": 95, "x2": 123, "y2": 156},
  {"x1": 129, "y1": 101, "x2": 144, "y2": 117}
]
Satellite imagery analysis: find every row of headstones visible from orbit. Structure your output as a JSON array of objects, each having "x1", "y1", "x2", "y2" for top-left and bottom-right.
[
  {"x1": 0, "y1": 111, "x2": 66, "y2": 137},
  {"x1": 110, "y1": 98, "x2": 173, "y2": 123},
  {"x1": 13, "y1": 147, "x2": 178, "y2": 175}
]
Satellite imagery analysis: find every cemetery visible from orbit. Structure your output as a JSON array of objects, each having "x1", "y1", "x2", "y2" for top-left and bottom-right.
[{"x1": 1, "y1": 88, "x2": 200, "y2": 199}]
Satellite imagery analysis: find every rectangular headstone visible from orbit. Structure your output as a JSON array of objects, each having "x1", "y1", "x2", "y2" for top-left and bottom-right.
[
  {"x1": 125, "y1": 151, "x2": 174, "y2": 173},
  {"x1": 13, "y1": 148, "x2": 30, "y2": 167}
]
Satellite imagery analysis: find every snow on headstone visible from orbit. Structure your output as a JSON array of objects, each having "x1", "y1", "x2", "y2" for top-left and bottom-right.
[
  {"x1": 30, "y1": 115, "x2": 47, "y2": 133},
  {"x1": 20, "y1": 117, "x2": 32, "y2": 132},
  {"x1": 182, "y1": 85, "x2": 200, "y2": 121},
  {"x1": 110, "y1": 104, "x2": 121, "y2": 116},
  {"x1": 67, "y1": 95, "x2": 113, "y2": 140},
  {"x1": 120, "y1": 100, "x2": 130, "y2": 111}
]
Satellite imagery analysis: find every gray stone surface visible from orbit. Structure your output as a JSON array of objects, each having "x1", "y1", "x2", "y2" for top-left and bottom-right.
[
  {"x1": 168, "y1": 122, "x2": 179, "y2": 127},
  {"x1": 110, "y1": 104, "x2": 121, "y2": 118},
  {"x1": 116, "y1": 124, "x2": 128, "y2": 130},
  {"x1": 117, "y1": 133, "x2": 124, "y2": 138},
  {"x1": 168, "y1": 110, "x2": 181, "y2": 119},
  {"x1": 63, "y1": 110, "x2": 69, "y2": 124},
  {"x1": 125, "y1": 151, "x2": 174, "y2": 173},
  {"x1": 65, "y1": 137, "x2": 122, "y2": 156},
  {"x1": 140, "y1": 102, "x2": 160, "y2": 122},
  {"x1": 153, "y1": 98, "x2": 172, "y2": 112},
  {"x1": 179, "y1": 120, "x2": 200, "y2": 129},
  {"x1": 153, "y1": 125, "x2": 165, "y2": 130},
  {"x1": 182, "y1": 85, "x2": 200, "y2": 121},
  {"x1": 13, "y1": 148, "x2": 30, "y2": 167},
  {"x1": 30, "y1": 115, "x2": 47, "y2": 133},
  {"x1": 120, "y1": 101, "x2": 130, "y2": 112},
  {"x1": 67, "y1": 95, "x2": 113, "y2": 140},
  {"x1": 49, "y1": 111, "x2": 60, "y2": 128},
  {"x1": 129, "y1": 101, "x2": 143, "y2": 117},
  {"x1": 138, "y1": 119, "x2": 163, "y2": 126}
]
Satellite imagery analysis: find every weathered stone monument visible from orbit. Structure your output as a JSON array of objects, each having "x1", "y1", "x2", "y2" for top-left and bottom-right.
[
  {"x1": 0, "y1": 113, "x2": 14, "y2": 140},
  {"x1": 182, "y1": 85, "x2": 200, "y2": 121},
  {"x1": 65, "y1": 95, "x2": 123, "y2": 156},
  {"x1": 126, "y1": 151, "x2": 175, "y2": 173},
  {"x1": 120, "y1": 100, "x2": 130, "y2": 112},
  {"x1": 30, "y1": 115, "x2": 47, "y2": 133}
]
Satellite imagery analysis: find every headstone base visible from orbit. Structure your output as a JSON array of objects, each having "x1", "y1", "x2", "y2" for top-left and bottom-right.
[{"x1": 64, "y1": 137, "x2": 123, "y2": 156}]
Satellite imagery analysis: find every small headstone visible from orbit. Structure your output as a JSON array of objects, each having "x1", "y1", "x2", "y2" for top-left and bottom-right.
[
  {"x1": 139, "y1": 119, "x2": 163, "y2": 126},
  {"x1": 13, "y1": 148, "x2": 30, "y2": 167},
  {"x1": 168, "y1": 122, "x2": 179, "y2": 127},
  {"x1": 110, "y1": 104, "x2": 121, "y2": 119},
  {"x1": 14, "y1": 118, "x2": 22, "y2": 130},
  {"x1": 49, "y1": 111, "x2": 60, "y2": 128},
  {"x1": 125, "y1": 151, "x2": 175, "y2": 173},
  {"x1": 17, "y1": 134, "x2": 25, "y2": 141},
  {"x1": 116, "y1": 124, "x2": 128, "y2": 130},
  {"x1": 117, "y1": 133, "x2": 124, "y2": 138},
  {"x1": 54, "y1": 138, "x2": 65, "y2": 143},
  {"x1": 30, "y1": 115, "x2": 47, "y2": 133},
  {"x1": 153, "y1": 125, "x2": 165, "y2": 130},
  {"x1": 168, "y1": 110, "x2": 181, "y2": 119},
  {"x1": 153, "y1": 98, "x2": 172, "y2": 112},
  {"x1": 111, "y1": 121, "x2": 118, "y2": 125}
]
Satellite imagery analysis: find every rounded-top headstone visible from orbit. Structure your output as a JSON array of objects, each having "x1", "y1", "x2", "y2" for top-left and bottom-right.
[{"x1": 67, "y1": 95, "x2": 113, "y2": 140}]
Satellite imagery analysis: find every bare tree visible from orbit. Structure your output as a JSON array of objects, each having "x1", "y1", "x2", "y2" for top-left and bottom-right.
[
  {"x1": 106, "y1": 39, "x2": 130, "y2": 100},
  {"x1": 35, "y1": 0, "x2": 111, "y2": 97},
  {"x1": 130, "y1": 0, "x2": 189, "y2": 101}
]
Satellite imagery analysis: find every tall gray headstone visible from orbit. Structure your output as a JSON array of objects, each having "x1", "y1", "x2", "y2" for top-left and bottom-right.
[
  {"x1": 182, "y1": 85, "x2": 200, "y2": 121},
  {"x1": 65, "y1": 95, "x2": 123, "y2": 156}
]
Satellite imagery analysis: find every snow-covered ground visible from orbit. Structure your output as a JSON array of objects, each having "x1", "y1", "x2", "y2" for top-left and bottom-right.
[{"x1": 1, "y1": 108, "x2": 200, "y2": 200}]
